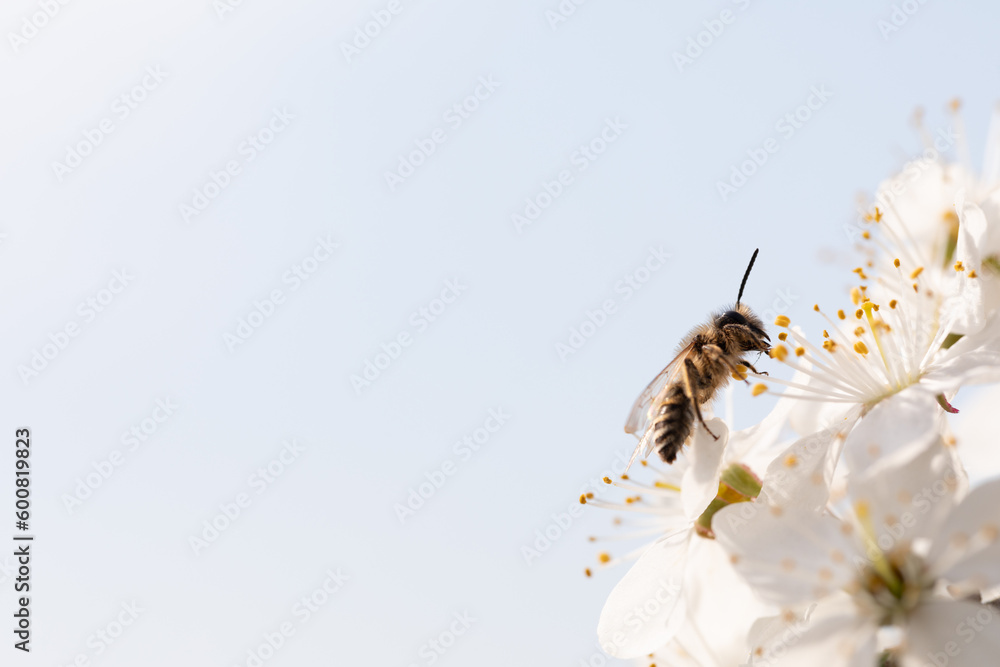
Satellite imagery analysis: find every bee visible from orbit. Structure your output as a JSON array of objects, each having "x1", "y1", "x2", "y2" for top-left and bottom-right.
[{"x1": 624, "y1": 249, "x2": 771, "y2": 468}]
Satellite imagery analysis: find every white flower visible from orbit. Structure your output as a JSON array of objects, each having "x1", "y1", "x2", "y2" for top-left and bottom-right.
[
  {"x1": 864, "y1": 102, "x2": 1000, "y2": 292},
  {"x1": 751, "y1": 205, "x2": 1000, "y2": 447},
  {"x1": 627, "y1": 538, "x2": 766, "y2": 667},
  {"x1": 714, "y1": 431, "x2": 1000, "y2": 666},
  {"x1": 592, "y1": 401, "x2": 834, "y2": 660},
  {"x1": 591, "y1": 419, "x2": 772, "y2": 658},
  {"x1": 859, "y1": 102, "x2": 1000, "y2": 335}
]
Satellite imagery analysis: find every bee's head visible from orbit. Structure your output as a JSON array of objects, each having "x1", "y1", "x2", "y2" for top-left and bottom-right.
[
  {"x1": 721, "y1": 248, "x2": 770, "y2": 353},
  {"x1": 715, "y1": 304, "x2": 770, "y2": 352}
]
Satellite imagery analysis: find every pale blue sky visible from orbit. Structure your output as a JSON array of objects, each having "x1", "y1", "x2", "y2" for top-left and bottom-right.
[{"x1": 1, "y1": 1, "x2": 998, "y2": 665}]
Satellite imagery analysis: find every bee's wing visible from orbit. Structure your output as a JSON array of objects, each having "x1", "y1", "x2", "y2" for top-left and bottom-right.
[
  {"x1": 623, "y1": 343, "x2": 693, "y2": 437},
  {"x1": 622, "y1": 344, "x2": 693, "y2": 472}
]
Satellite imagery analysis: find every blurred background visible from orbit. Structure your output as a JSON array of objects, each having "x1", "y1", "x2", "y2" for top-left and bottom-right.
[{"x1": 1, "y1": 0, "x2": 998, "y2": 664}]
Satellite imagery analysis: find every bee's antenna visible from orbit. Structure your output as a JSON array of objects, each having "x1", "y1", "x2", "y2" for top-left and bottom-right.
[{"x1": 736, "y1": 248, "x2": 759, "y2": 306}]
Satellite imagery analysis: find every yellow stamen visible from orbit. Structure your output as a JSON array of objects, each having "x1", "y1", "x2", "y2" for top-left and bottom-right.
[
  {"x1": 822, "y1": 340, "x2": 837, "y2": 352},
  {"x1": 599, "y1": 553, "x2": 611, "y2": 563},
  {"x1": 889, "y1": 299, "x2": 897, "y2": 309},
  {"x1": 893, "y1": 258, "x2": 901, "y2": 268},
  {"x1": 772, "y1": 345, "x2": 788, "y2": 361},
  {"x1": 795, "y1": 346, "x2": 805, "y2": 357},
  {"x1": 969, "y1": 270, "x2": 978, "y2": 278},
  {"x1": 855, "y1": 309, "x2": 864, "y2": 319},
  {"x1": 861, "y1": 301, "x2": 896, "y2": 388},
  {"x1": 837, "y1": 309, "x2": 846, "y2": 320},
  {"x1": 854, "y1": 500, "x2": 903, "y2": 595},
  {"x1": 751, "y1": 383, "x2": 768, "y2": 396},
  {"x1": 654, "y1": 481, "x2": 680, "y2": 491},
  {"x1": 955, "y1": 261, "x2": 965, "y2": 272},
  {"x1": 774, "y1": 315, "x2": 790, "y2": 327},
  {"x1": 853, "y1": 326, "x2": 865, "y2": 337},
  {"x1": 854, "y1": 341, "x2": 869, "y2": 355},
  {"x1": 910, "y1": 267, "x2": 924, "y2": 279},
  {"x1": 778, "y1": 332, "x2": 788, "y2": 341}
]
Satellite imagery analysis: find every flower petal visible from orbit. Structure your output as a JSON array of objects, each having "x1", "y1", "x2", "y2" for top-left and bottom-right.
[
  {"x1": 929, "y1": 478, "x2": 1000, "y2": 593},
  {"x1": 943, "y1": 192, "x2": 988, "y2": 335},
  {"x1": 844, "y1": 387, "x2": 942, "y2": 476},
  {"x1": 681, "y1": 418, "x2": 729, "y2": 521},
  {"x1": 727, "y1": 391, "x2": 796, "y2": 470},
  {"x1": 661, "y1": 537, "x2": 770, "y2": 666},
  {"x1": 714, "y1": 502, "x2": 855, "y2": 607},
  {"x1": 597, "y1": 529, "x2": 690, "y2": 658},
  {"x1": 924, "y1": 314, "x2": 1000, "y2": 391},
  {"x1": 759, "y1": 424, "x2": 844, "y2": 511},
  {"x1": 747, "y1": 595, "x2": 878, "y2": 667},
  {"x1": 902, "y1": 599, "x2": 1000, "y2": 667},
  {"x1": 849, "y1": 436, "x2": 963, "y2": 550}
]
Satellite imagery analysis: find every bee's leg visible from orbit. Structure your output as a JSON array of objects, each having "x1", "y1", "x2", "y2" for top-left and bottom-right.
[
  {"x1": 741, "y1": 360, "x2": 768, "y2": 377},
  {"x1": 705, "y1": 344, "x2": 753, "y2": 386},
  {"x1": 681, "y1": 359, "x2": 718, "y2": 440},
  {"x1": 701, "y1": 344, "x2": 723, "y2": 360}
]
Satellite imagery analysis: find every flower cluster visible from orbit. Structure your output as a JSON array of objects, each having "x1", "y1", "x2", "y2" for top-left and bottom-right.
[{"x1": 587, "y1": 105, "x2": 1000, "y2": 666}]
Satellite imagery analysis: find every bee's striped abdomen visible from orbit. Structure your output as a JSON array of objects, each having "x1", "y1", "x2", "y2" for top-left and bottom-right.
[{"x1": 651, "y1": 384, "x2": 694, "y2": 464}]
